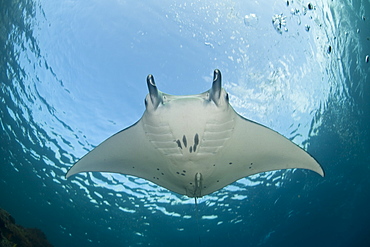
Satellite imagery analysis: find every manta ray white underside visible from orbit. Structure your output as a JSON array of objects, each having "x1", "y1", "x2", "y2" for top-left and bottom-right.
[{"x1": 66, "y1": 69, "x2": 324, "y2": 197}]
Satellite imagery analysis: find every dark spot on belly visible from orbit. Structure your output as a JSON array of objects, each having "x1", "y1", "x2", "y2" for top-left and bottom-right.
[
  {"x1": 182, "y1": 135, "x2": 187, "y2": 147},
  {"x1": 176, "y1": 140, "x2": 182, "y2": 149},
  {"x1": 327, "y1": 45, "x2": 332, "y2": 54},
  {"x1": 193, "y1": 133, "x2": 199, "y2": 152}
]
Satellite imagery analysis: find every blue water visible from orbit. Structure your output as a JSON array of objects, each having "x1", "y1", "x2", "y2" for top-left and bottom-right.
[{"x1": 1, "y1": 0, "x2": 369, "y2": 246}]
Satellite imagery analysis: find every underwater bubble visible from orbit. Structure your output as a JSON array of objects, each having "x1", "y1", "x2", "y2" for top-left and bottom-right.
[
  {"x1": 291, "y1": 8, "x2": 300, "y2": 15},
  {"x1": 272, "y1": 14, "x2": 287, "y2": 34},
  {"x1": 365, "y1": 55, "x2": 369, "y2": 63},
  {"x1": 302, "y1": 7, "x2": 307, "y2": 15},
  {"x1": 244, "y1": 14, "x2": 258, "y2": 27},
  {"x1": 204, "y1": 42, "x2": 214, "y2": 48},
  {"x1": 308, "y1": 3, "x2": 314, "y2": 10}
]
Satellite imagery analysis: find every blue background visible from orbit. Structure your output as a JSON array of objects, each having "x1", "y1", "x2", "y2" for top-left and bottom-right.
[{"x1": 1, "y1": 0, "x2": 370, "y2": 246}]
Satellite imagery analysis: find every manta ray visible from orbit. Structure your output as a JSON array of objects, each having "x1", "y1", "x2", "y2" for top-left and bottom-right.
[{"x1": 66, "y1": 69, "x2": 324, "y2": 197}]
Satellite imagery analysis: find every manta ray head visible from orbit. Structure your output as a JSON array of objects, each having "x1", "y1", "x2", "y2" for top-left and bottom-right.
[
  {"x1": 141, "y1": 69, "x2": 234, "y2": 160},
  {"x1": 144, "y1": 69, "x2": 230, "y2": 114}
]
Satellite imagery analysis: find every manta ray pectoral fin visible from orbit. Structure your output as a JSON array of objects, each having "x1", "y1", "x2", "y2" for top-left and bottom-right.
[
  {"x1": 198, "y1": 113, "x2": 324, "y2": 197},
  {"x1": 65, "y1": 121, "x2": 186, "y2": 195}
]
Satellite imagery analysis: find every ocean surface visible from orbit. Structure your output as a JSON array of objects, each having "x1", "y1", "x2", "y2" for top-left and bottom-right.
[{"x1": 1, "y1": 0, "x2": 369, "y2": 246}]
